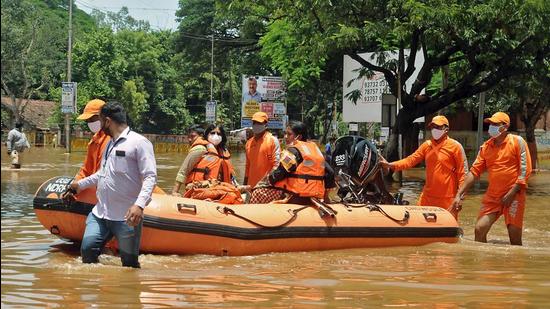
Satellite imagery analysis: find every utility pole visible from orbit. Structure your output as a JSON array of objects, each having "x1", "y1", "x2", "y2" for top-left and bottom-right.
[
  {"x1": 210, "y1": 33, "x2": 214, "y2": 102},
  {"x1": 475, "y1": 92, "x2": 486, "y2": 157},
  {"x1": 440, "y1": 65, "x2": 449, "y2": 115},
  {"x1": 396, "y1": 70, "x2": 403, "y2": 183},
  {"x1": 65, "y1": 0, "x2": 73, "y2": 153}
]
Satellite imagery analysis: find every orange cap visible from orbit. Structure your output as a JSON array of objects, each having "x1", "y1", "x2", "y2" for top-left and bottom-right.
[
  {"x1": 77, "y1": 99, "x2": 105, "y2": 120},
  {"x1": 252, "y1": 112, "x2": 268, "y2": 123},
  {"x1": 484, "y1": 112, "x2": 510, "y2": 126},
  {"x1": 428, "y1": 115, "x2": 449, "y2": 128}
]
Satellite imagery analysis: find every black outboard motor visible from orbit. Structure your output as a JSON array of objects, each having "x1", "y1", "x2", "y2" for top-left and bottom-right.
[
  {"x1": 331, "y1": 136, "x2": 379, "y2": 183},
  {"x1": 331, "y1": 135, "x2": 399, "y2": 204}
]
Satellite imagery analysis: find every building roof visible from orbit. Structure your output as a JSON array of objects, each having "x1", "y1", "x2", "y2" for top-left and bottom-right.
[{"x1": 1, "y1": 96, "x2": 57, "y2": 130}]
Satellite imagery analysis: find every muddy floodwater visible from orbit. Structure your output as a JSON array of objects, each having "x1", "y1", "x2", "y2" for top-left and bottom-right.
[{"x1": 2, "y1": 146, "x2": 549, "y2": 308}]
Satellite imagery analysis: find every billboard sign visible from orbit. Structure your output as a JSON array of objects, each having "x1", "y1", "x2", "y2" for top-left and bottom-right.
[
  {"x1": 342, "y1": 50, "x2": 425, "y2": 123},
  {"x1": 241, "y1": 75, "x2": 286, "y2": 129}
]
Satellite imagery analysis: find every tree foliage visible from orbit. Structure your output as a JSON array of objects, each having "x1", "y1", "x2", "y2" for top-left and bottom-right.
[{"x1": 1, "y1": 0, "x2": 95, "y2": 126}]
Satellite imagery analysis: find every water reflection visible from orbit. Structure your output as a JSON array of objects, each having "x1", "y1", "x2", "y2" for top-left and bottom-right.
[{"x1": 1, "y1": 147, "x2": 550, "y2": 307}]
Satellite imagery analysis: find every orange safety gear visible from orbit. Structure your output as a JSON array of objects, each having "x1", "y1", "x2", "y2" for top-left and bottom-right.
[
  {"x1": 252, "y1": 112, "x2": 268, "y2": 123},
  {"x1": 77, "y1": 99, "x2": 105, "y2": 120},
  {"x1": 391, "y1": 136, "x2": 468, "y2": 209},
  {"x1": 274, "y1": 140, "x2": 325, "y2": 198},
  {"x1": 75, "y1": 130, "x2": 110, "y2": 180},
  {"x1": 245, "y1": 131, "x2": 280, "y2": 187},
  {"x1": 470, "y1": 134, "x2": 531, "y2": 228},
  {"x1": 184, "y1": 181, "x2": 243, "y2": 204},
  {"x1": 417, "y1": 193, "x2": 457, "y2": 219},
  {"x1": 484, "y1": 112, "x2": 510, "y2": 126},
  {"x1": 428, "y1": 115, "x2": 449, "y2": 128},
  {"x1": 478, "y1": 189, "x2": 526, "y2": 228},
  {"x1": 191, "y1": 136, "x2": 209, "y2": 149},
  {"x1": 187, "y1": 144, "x2": 234, "y2": 184}
]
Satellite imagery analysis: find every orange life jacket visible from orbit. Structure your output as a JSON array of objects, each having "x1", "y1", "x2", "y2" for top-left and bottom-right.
[
  {"x1": 191, "y1": 137, "x2": 209, "y2": 148},
  {"x1": 187, "y1": 143, "x2": 234, "y2": 184},
  {"x1": 183, "y1": 181, "x2": 243, "y2": 204},
  {"x1": 274, "y1": 140, "x2": 325, "y2": 198}
]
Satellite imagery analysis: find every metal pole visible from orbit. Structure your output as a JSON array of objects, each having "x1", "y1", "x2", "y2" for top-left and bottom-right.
[
  {"x1": 396, "y1": 70, "x2": 403, "y2": 183},
  {"x1": 440, "y1": 65, "x2": 449, "y2": 115},
  {"x1": 210, "y1": 33, "x2": 214, "y2": 102},
  {"x1": 475, "y1": 92, "x2": 486, "y2": 157},
  {"x1": 65, "y1": 0, "x2": 73, "y2": 153}
]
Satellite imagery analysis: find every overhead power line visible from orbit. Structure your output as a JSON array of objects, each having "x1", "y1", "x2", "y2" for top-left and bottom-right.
[{"x1": 75, "y1": 0, "x2": 256, "y2": 43}]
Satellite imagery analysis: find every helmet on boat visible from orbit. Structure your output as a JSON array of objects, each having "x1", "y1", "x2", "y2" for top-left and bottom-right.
[{"x1": 330, "y1": 135, "x2": 380, "y2": 186}]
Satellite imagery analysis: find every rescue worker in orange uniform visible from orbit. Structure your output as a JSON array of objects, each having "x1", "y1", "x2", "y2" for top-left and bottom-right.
[
  {"x1": 267, "y1": 121, "x2": 336, "y2": 204},
  {"x1": 451, "y1": 112, "x2": 531, "y2": 245},
  {"x1": 75, "y1": 99, "x2": 110, "y2": 181},
  {"x1": 172, "y1": 125, "x2": 208, "y2": 196},
  {"x1": 186, "y1": 124, "x2": 235, "y2": 185},
  {"x1": 380, "y1": 115, "x2": 468, "y2": 219},
  {"x1": 244, "y1": 112, "x2": 281, "y2": 187}
]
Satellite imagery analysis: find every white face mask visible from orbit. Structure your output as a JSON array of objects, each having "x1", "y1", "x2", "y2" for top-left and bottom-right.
[
  {"x1": 87, "y1": 120, "x2": 101, "y2": 133},
  {"x1": 208, "y1": 133, "x2": 222, "y2": 146},
  {"x1": 252, "y1": 124, "x2": 267, "y2": 135},
  {"x1": 488, "y1": 125, "x2": 503, "y2": 138},
  {"x1": 431, "y1": 128, "x2": 445, "y2": 140}
]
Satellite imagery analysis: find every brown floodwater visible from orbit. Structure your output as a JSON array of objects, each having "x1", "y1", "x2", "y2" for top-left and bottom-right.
[{"x1": 2, "y1": 146, "x2": 549, "y2": 308}]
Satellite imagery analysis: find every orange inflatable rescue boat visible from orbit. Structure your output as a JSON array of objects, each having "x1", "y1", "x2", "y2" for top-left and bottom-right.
[{"x1": 34, "y1": 176, "x2": 461, "y2": 256}]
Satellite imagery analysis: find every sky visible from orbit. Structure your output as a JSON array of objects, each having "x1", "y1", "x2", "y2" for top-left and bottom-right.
[{"x1": 75, "y1": 0, "x2": 180, "y2": 31}]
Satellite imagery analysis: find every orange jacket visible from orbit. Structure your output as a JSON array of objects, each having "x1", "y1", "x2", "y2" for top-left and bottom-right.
[
  {"x1": 187, "y1": 144, "x2": 234, "y2": 184},
  {"x1": 183, "y1": 181, "x2": 243, "y2": 204},
  {"x1": 392, "y1": 135, "x2": 468, "y2": 199},
  {"x1": 274, "y1": 141, "x2": 325, "y2": 198},
  {"x1": 191, "y1": 137, "x2": 209, "y2": 149},
  {"x1": 470, "y1": 134, "x2": 532, "y2": 199},
  {"x1": 245, "y1": 131, "x2": 281, "y2": 187},
  {"x1": 75, "y1": 130, "x2": 110, "y2": 180}
]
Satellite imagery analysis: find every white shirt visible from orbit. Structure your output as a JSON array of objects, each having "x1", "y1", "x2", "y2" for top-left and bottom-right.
[{"x1": 78, "y1": 127, "x2": 157, "y2": 221}]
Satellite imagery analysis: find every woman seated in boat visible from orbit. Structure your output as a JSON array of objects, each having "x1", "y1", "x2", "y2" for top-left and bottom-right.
[
  {"x1": 181, "y1": 124, "x2": 246, "y2": 204},
  {"x1": 186, "y1": 124, "x2": 236, "y2": 185},
  {"x1": 172, "y1": 125, "x2": 208, "y2": 196},
  {"x1": 250, "y1": 121, "x2": 337, "y2": 205}
]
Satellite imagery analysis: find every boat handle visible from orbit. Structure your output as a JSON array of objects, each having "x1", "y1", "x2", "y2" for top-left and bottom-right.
[
  {"x1": 177, "y1": 203, "x2": 197, "y2": 214},
  {"x1": 50, "y1": 225, "x2": 60, "y2": 235},
  {"x1": 423, "y1": 213, "x2": 437, "y2": 222}
]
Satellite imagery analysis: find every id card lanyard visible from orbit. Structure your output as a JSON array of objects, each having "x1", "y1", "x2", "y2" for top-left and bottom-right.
[{"x1": 102, "y1": 129, "x2": 131, "y2": 170}]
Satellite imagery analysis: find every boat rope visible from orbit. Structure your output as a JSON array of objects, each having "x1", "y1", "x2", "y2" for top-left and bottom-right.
[
  {"x1": 220, "y1": 205, "x2": 310, "y2": 229},
  {"x1": 343, "y1": 202, "x2": 410, "y2": 225}
]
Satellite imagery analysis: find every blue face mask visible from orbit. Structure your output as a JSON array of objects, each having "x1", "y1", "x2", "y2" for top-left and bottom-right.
[{"x1": 488, "y1": 124, "x2": 503, "y2": 138}]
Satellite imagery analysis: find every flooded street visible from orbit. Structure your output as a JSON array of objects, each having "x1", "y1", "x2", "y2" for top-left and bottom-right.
[{"x1": 2, "y1": 146, "x2": 550, "y2": 307}]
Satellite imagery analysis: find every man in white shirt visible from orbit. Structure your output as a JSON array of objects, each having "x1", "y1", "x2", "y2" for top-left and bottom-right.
[{"x1": 64, "y1": 102, "x2": 157, "y2": 268}]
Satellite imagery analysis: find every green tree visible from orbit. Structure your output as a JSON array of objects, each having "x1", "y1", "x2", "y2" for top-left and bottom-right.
[
  {"x1": 120, "y1": 79, "x2": 148, "y2": 129},
  {"x1": 1, "y1": 0, "x2": 96, "y2": 127},
  {"x1": 66, "y1": 26, "x2": 194, "y2": 133},
  {"x1": 1, "y1": 0, "x2": 65, "y2": 124}
]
